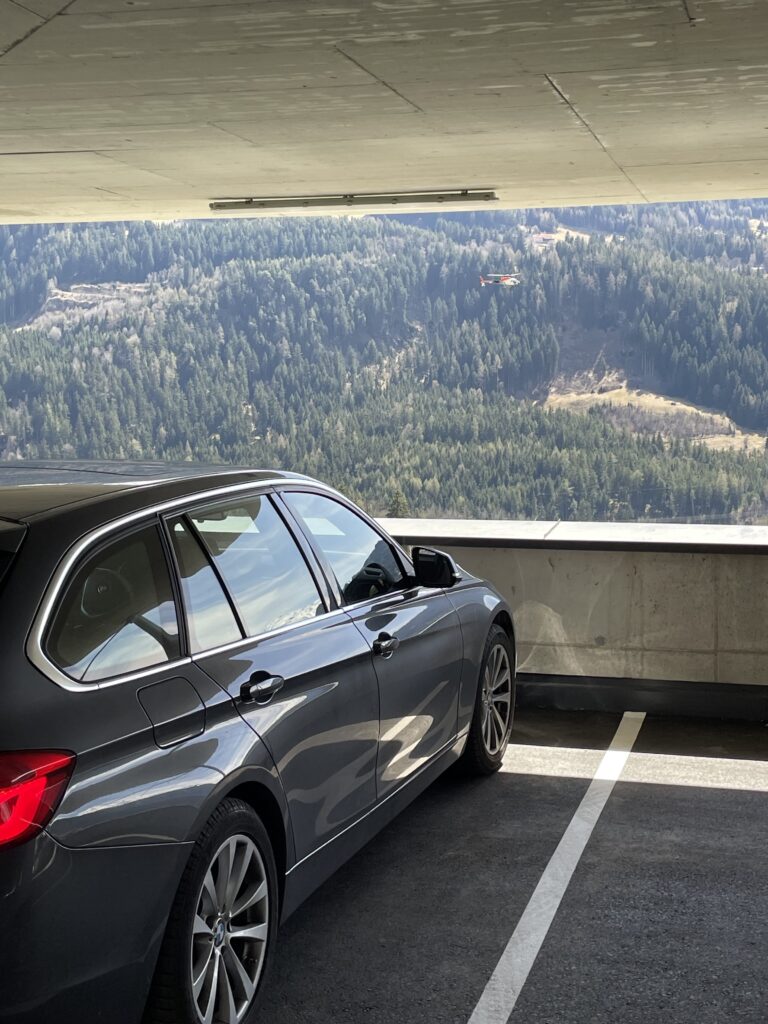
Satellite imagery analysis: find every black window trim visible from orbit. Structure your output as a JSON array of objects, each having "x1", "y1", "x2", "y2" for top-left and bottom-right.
[
  {"x1": 163, "y1": 487, "x2": 333, "y2": 649},
  {"x1": 275, "y1": 486, "x2": 416, "y2": 611},
  {"x1": 272, "y1": 490, "x2": 344, "y2": 609},
  {"x1": 162, "y1": 511, "x2": 247, "y2": 652},
  {"x1": 156, "y1": 511, "x2": 192, "y2": 657}
]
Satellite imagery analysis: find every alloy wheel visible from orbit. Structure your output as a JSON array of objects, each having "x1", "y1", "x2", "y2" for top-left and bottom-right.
[
  {"x1": 190, "y1": 834, "x2": 269, "y2": 1024},
  {"x1": 480, "y1": 643, "x2": 513, "y2": 756}
]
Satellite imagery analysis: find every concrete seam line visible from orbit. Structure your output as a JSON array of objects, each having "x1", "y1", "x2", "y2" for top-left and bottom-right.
[{"x1": 468, "y1": 711, "x2": 646, "y2": 1024}]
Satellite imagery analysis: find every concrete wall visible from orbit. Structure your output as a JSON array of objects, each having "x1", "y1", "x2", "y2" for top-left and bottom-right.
[{"x1": 377, "y1": 519, "x2": 768, "y2": 689}]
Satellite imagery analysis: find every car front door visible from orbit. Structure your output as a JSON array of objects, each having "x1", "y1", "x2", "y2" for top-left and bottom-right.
[
  {"x1": 279, "y1": 490, "x2": 464, "y2": 799},
  {"x1": 166, "y1": 491, "x2": 380, "y2": 862}
]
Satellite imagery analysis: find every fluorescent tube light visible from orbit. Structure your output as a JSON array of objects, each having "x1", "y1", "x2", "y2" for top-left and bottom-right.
[{"x1": 208, "y1": 189, "x2": 497, "y2": 212}]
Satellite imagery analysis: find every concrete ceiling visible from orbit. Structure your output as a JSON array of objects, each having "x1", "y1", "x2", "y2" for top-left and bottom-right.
[{"x1": 1, "y1": 0, "x2": 767, "y2": 224}]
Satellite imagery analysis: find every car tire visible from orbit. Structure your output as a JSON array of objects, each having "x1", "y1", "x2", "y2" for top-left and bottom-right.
[
  {"x1": 462, "y1": 624, "x2": 516, "y2": 776},
  {"x1": 143, "y1": 797, "x2": 278, "y2": 1024}
]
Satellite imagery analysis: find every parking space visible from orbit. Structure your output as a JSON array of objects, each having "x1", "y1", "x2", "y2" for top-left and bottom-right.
[{"x1": 259, "y1": 708, "x2": 768, "y2": 1024}]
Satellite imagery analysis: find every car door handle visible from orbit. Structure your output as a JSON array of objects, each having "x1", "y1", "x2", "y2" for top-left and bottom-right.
[
  {"x1": 240, "y1": 674, "x2": 285, "y2": 704},
  {"x1": 372, "y1": 633, "x2": 400, "y2": 658}
]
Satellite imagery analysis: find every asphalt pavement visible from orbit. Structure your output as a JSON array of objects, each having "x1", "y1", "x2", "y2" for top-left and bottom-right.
[{"x1": 258, "y1": 708, "x2": 768, "y2": 1024}]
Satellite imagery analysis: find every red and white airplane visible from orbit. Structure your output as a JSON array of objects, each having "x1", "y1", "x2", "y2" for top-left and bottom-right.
[{"x1": 479, "y1": 272, "x2": 521, "y2": 287}]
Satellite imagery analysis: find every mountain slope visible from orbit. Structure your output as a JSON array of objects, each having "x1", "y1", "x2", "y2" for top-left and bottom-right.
[{"x1": 1, "y1": 204, "x2": 768, "y2": 522}]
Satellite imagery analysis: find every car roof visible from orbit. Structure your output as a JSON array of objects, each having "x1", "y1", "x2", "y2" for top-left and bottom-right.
[{"x1": 0, "y1": 461, "x2": 312, "y2": 521}]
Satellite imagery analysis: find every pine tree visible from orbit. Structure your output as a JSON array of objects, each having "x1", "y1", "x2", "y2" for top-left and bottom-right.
[{"x1": 386, "y1": 487, "x2": 411, "y2": 518}]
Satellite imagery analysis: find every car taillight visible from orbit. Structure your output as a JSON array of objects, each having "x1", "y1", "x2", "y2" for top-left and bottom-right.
[{"x1": 0, "y1": 751, "x2": 75, "y2": 848}]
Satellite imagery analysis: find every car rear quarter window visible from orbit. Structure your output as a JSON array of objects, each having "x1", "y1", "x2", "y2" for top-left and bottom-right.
[
  {"x1": 187, "y1": 495, "x2": 324, "y2": 638},
  {"x1": 45, "y1": 525, "x2": 181, "y2": 682}
]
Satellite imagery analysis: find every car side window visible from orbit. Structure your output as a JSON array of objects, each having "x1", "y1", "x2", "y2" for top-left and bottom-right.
[
  {"x1": 46, "y1": 525, "x2": 180, "y2": 682},
  {"x1": 283, "y1": 492, "x2": 405, "y2": 605},
  {"x1": 187, "y1": 495, "x2": 324, "y2": 637},
  {"x1": 167, "y1": 516, "x2": 242, "y2": 654}
]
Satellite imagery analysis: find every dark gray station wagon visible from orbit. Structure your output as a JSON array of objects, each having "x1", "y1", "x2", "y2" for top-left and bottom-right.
[{"x1": 0, "y1": 463, "x2": 516, "y2": 1024}]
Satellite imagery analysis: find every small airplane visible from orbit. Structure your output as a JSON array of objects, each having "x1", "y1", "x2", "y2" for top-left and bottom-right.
[{"x1": 479, "y1": 272, "x2": 521, "y2": 287}]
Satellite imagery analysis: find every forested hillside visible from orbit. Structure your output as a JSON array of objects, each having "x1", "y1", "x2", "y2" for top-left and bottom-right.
[{"x1": 1, "y1": 200, "x2": 768, "y2": 522}]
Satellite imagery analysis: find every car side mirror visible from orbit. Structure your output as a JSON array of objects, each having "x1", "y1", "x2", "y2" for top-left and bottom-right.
[{"x1": 411, "y1": 546, "x2": 462, "y2": 588}]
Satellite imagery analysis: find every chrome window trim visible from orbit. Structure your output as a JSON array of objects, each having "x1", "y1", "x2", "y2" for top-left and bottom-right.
[
  {"x1": 338, "y1": 586, "x2": 432, "y2": 615},
  {"x1": 27, "y1": 477, "x2": 338, "y2": 693},
  {"x1": 190, "y1": 607, "x2": 346, "y2": 661}
]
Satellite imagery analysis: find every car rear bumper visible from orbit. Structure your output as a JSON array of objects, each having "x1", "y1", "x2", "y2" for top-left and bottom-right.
[{"x1": 0, "y1": 830, "x2": 190, "y2": 1024}]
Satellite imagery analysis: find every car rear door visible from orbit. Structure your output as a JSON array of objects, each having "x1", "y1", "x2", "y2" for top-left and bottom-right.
[
  {"x1": 167, "y1": 490, "x2": 380, "y2": 863},
  {"x1": 279, "y1": 490, "x2": 464, "y2": 799}
]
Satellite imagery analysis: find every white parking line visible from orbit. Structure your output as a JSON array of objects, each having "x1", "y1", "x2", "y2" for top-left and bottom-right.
[{"x1": 468, "y1": 711, "x2": 646, "y2": 1024}]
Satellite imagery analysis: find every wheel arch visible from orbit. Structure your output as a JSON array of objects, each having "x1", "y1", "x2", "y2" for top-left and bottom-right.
[
  {"x1": 491, "y1": 609, "x2": 516, "y2": 671},
  {"x1": 185, "y1": 764, "x2": 294, "y2": 914},
  {"x1": 226, "y1": 779, "x2": 288, "y2": 909}
]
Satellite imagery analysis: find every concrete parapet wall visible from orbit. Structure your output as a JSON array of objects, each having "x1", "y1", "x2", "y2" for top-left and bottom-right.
[{"x1": 378, "y1": 519, "x2": 768, "y2": 689}]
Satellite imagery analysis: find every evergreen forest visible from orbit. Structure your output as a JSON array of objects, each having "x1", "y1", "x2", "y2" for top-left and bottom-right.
[{"x1": 2, "y1": 198, "x2": 768, "y2": 521}]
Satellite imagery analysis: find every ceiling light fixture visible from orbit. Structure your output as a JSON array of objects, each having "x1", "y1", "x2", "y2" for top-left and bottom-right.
[{"x1": 208, "y1": 188, "x2": 497, "y2": 212}]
